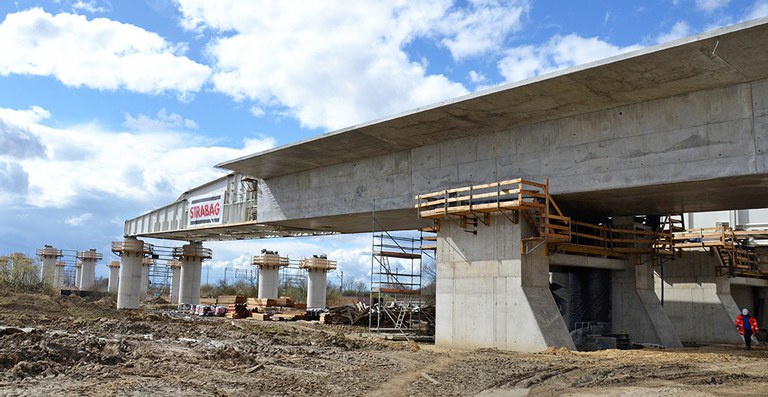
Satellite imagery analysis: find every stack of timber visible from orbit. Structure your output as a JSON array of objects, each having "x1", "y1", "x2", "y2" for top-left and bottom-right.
[
  {"x1": 320, "y1": 302, "x2": 370, "y2": 325},
  {"x1": 217, "y1": 295, "x2": 247, "y2": 305},
  {"x1": 225, "y1": 303, "x2": 251, "y2": 319}
]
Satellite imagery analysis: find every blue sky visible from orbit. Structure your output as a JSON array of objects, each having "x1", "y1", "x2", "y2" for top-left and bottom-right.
[{"x1": 1, "y1": 0, "x2": 767, "y2": 285}]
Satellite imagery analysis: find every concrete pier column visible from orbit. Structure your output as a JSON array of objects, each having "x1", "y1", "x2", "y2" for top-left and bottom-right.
[
  {"x1": 75, "y1": 262, "x2": 83, "y2": 289},
  {"x1": 53, "y1": 261, "x2": 66, "y2": 288},
  {"x1": 173, "y1": 242, "x2": 212, "y2": 306},
  {"x1": 252, "y1": 250, "x2": 289, "y2": 299},
  {"x1": 300, "y1": 256, "x2": 337, "y2": 309},
  {"x1": 436, "y1": 214, "x2": 574, "y2": 352},
  {"x1": 655, "y1": 251, "x2": 742, "y2": 344},
  {"x1": 112, "y1": 237, "x2": 153, "y2": 309},
  {"x1": 168, "y1": 260, "x2": 181, "y2": 304},
  {"x1": 612, "y1": 256, "x2": 682, "y2": 348},
  {"x1": 76, "y1": 249, "x2": 102, "y2": 291},
  {"x1": 140, "y1": 258, "x2": 154, "y2": 301},
  {"x1": 107, "y1": 261, "x2": 120, "y2": 293},
  {"x1": 36, "y1": 245, "x2": 62, "y2": 285}
]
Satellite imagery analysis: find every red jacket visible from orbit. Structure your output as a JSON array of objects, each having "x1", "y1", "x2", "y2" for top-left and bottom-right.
[{"x1": 735, "y1": 314, "x2": 759, "y2": 335}]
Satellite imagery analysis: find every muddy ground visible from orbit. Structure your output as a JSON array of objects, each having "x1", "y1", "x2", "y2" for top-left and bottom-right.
[{"x1": 0, "y1": 291, "x2": 766, "y2": 396}]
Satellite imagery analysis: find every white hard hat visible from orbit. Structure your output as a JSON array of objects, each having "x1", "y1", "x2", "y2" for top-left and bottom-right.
[{"x1": 742, "y1": 308, "x2": 749, "y2": 315}]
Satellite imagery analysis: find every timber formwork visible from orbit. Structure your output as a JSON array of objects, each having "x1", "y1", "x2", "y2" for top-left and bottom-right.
[{"x1": 416, "y1": 178, "x2": 768, "y2": 280}]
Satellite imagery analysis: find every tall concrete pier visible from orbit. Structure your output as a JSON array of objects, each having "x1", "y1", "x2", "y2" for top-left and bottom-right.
[
  {"x1": 36, "y1": 245, "x2": 62, "y2": 285},
  {"x1": 252, "y1": 250, "x2": 289, "y2": 299},
  {"x1": 112, "y1": 237, "x2": 153, "y2": 309},
  {"x1": 140, "y1": 258, "x2": 154, "y2": 301},
  {"x1": 53, "y1": 261, "x2": 66, "y2": 288},
  {"x1": 173, "y1": 242, "x2": 211, "y2": 306},
  {"x1": 168, "y1": 260, "x2": 181, "y2": 304},
  {"x1": 299, "y1": 256, "x2": 337, "y2": 309},
  {"x1": 107, "y1": 261, "x2": 120, "y2": 293},
  {"x1": 75, "y1": 262, "x2": 82, "y2": 289},
  {"x1": 76, "y1": 249, "x2": 102, "y2": 291}
]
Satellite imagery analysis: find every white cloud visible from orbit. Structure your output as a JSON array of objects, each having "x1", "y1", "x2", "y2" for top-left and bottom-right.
[
  {"x1": 177, "y1": 0, "x2": 471, "y2": 130},
  {"x1": 437, "y1": 0, "x2": 530, "y2": 60},
  {"x1": 656, "y1": 21, "x2": 692, "y2": 44},
  {"x1": 0, "y1": 105, "x2": 275, "y2": 208},
  {"x1": 71, "y1": 0, "x2": 109, "y2": 14},
  {"x1": 468, "y1": 70, "x2": 486, "y2": 83},
  {"x1": 498, "y1": 34, "x2": 642, "y2": 83},
  {"x1": 0, "y1": 8, "x2": 210, "y2": 96},
  {"x1": 747, "y1": 1, "x2": 768, "y2": 19},
  {"x1": 695, "y1": 0, "x2": 731, "y2": 12},
  {"x1": 123, "y1": 109, "x2": 199, "y2": 131},
  {"x1": 249, "y1": 106, "x2": 265, "y2": 118},
  {"x1": 65, "y1": 213, "x2": 93, "y2": 226}
]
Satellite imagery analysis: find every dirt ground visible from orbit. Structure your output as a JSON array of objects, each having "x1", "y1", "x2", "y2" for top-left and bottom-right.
[{"x1": 0, "y1": 291, "x2": 766, "y2": 397}]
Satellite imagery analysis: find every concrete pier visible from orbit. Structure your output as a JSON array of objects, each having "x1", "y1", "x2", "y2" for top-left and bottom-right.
[
  {"x1": 36, "y1": 245, "x2": 62, "y2": 285},
  {"x1": 252, "y1": 250, "x2": 289, "y2": 299},
  {"x1": 75, "y1": 262, "x2": 82, "y2": 289},
  {"x1": 173, "y1": 242, "x2": 211, "y2": 306},
  {"x1": 169, "y1": 260, "x2": 181, "y2": 304},
  {"x1": 299, "y1": 256, "x2": 337, "y2": 309},
  {"x1": 140, "y1": 258, "x2": 153, "y2": 301},
  {"x1": 53, "y1": 261, "x2": 66, "y2": 288},
  {"x1": 612, "y1": 256, "x2": 682, "y2": 348},
  {"x1": 107, "y1": 261, "x2": 120, "y2": 293},
  {"x1": 76, "y1": 249, "x2": 102, "y2": 291},
  {"x1": 656, "y1": 251, "x2": 743, "y2": 344},
  {"x1": 112, "y1": 237, "x2": 153, "y2": 309},
  {"x1": 436, "y1": 214, "x2": 574, "y2": 352}
]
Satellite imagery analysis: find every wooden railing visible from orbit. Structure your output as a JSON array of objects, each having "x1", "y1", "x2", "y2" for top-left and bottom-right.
[{"x1": 416, "y1": 179, "x2": 656, "y2": 257}]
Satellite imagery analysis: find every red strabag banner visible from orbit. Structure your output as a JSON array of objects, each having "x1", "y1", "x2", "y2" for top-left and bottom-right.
[{"x1": 187, "y1": 190, "x2": 225, "y2": 227}]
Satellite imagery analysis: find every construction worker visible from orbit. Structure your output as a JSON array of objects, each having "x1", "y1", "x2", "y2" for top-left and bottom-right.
[{"x1": 735, "y1": 308, "x2": 759, "y2": 350}]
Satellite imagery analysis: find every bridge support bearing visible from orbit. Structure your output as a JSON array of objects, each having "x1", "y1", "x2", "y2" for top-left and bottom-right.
[
  {"x1": 436, "y1": 213, "x2": 574, "y2": 352},
  {"x1": 656, "y1": 251, "x2": 742, "y2": 344},
  {"x1": 612, "y1": 256, "x2": 682, "y2": 348}
]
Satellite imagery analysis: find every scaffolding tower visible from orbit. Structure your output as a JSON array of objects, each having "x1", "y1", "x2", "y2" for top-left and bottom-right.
[{"x1": 369, "y1": 229, "x2": 425, "y2": 333}]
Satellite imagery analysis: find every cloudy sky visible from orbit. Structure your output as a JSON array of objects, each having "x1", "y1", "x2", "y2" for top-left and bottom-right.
[{"x1": 1, "y1": 0, "x2": 767, "y2": 285}]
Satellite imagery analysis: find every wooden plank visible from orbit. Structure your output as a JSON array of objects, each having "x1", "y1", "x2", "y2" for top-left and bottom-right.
[
  {"x1": 376, "y1": 251, "x2": 421, "y2": 259},
  {"x1": 379, "y1": 287, "x2": 421, "y2": 295}
]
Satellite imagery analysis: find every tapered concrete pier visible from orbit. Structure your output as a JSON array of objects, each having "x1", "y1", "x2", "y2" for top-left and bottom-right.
[
  {"x1": 36, "y1": 245, "x2": 62, "y2": 285},
  {"x1": 112, "y1": 237, "x2": 153, "y2": 309},
  {"x1": 76, "y1": 249, "x2": 102, "y2": 291},
  {"x1": 299, "y1": 256, "x2": 337, "y2": 309},
  {"x1": 173, "y1": 242, "x2": 211, "y2": 306},
  {"x1": 252, "y1": 250, "x2": 289, "y2": 299}
]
